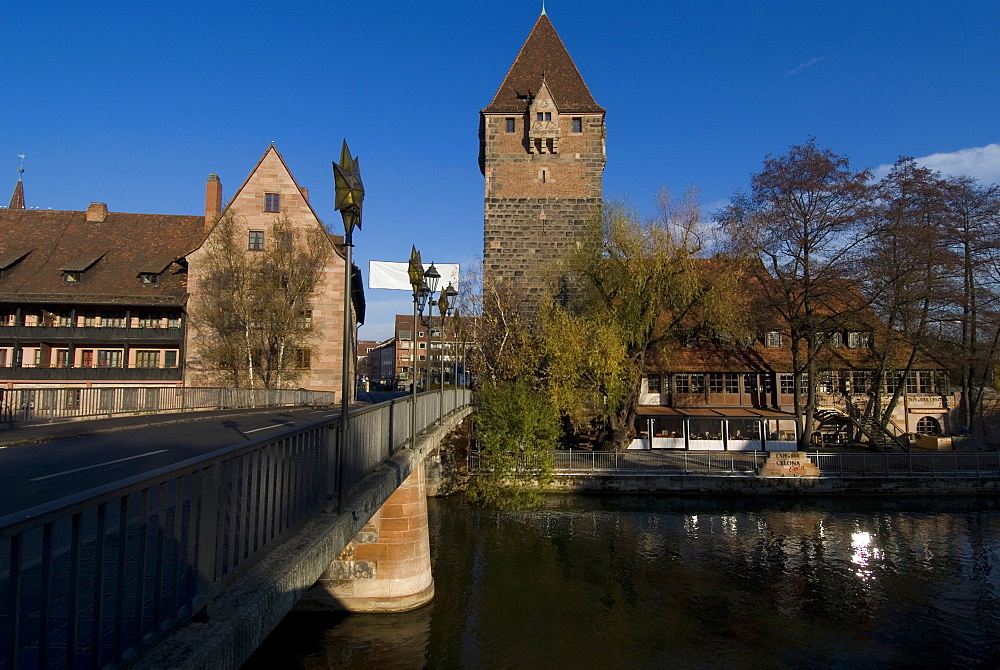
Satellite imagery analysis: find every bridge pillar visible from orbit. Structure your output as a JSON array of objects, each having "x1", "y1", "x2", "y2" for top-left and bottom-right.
[{"x1": 297, "y1": 465, "x2": 434, "y2": 612}]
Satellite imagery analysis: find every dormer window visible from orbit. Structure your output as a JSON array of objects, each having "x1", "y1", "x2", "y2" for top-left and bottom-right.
[
  {"x1": 60, "y1": 252, "x2": 105, "y2": 283},
  {"x1": 765, "y1": 331, "x2": 782, "y2": 348},
  {"x1": 265, "y1": 193, "x2": 280, "y2": 212},
  {"x1": 139, "y1": 273, "x2": 159, "y2": 285}
]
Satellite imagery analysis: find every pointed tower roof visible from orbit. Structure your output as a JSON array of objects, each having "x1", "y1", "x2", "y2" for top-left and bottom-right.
[
  {"x1": 8, "y1": 180, "x2": 24, "y2": 210},
  {"x1": 483, "y1": 13, "x2": 604, "y2": 115},
  {"x1": 8, "y1": 159, "x2": 25, "y2": 210}
]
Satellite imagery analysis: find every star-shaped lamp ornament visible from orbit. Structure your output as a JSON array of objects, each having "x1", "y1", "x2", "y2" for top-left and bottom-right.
[
  {"x1": 333, "y1": 139, "x2": 364, "y2": 235},
  {"x1": 407, "y1": 246, "x2": 424, "y2": 291}
]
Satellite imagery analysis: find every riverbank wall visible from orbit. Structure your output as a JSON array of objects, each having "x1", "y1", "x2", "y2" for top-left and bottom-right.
[{"x1": 543, "y1": 474, "x2": 1000, "y2": 495}]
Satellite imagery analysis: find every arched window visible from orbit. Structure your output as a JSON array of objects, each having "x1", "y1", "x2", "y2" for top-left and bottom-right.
[{"x1": 916, "y1": 416, "x2": 940, "y2": 435}]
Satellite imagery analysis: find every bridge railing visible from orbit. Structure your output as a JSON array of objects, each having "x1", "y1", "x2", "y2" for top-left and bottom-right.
[
  {"x1": 0, "y1": 388, "x2": 472, "y2": 670},
  {"x1": 0, "y1": 386, "x2": 337, "y2": 423}
]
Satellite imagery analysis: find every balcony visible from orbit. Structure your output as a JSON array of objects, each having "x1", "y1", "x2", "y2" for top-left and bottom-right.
[
  {"x1": 0, "y1": 325, "x2": 183, "y2": 343},
  {"x1": 0, "y1": 366, "x2": 183, "y2": 381}
]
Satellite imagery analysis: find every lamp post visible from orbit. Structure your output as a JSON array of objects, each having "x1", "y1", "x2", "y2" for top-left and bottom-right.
[
  {"x1": 436, "y1": 282, "x2": 456, "y2": 423},
  {"x1": 407, "y1": 247, "x2": 425, "y2": 449},
  {"x1": 332, "y1": 140, "x2": 364, "y2": 513},
  {"x1": 451, "y1": 307, "x2": 461, "y2": 405},
  {"x1": 421, "y1": 264, "x2": 440, "y2": 399}
]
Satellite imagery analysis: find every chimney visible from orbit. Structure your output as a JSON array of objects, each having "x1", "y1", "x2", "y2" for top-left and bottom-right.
[
  {"x1": 86, "y1": 202, "x2": 108, "y2": 222},
  {"x1": 299, "y1": 186, "x2": 309, "y2": 202},
  {"x1": 205, "y1": 173, "x2": 223, "y2": 229}
]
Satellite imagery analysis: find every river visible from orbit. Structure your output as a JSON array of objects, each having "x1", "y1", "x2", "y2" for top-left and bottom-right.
[{"x1": 244, "y1": 494, "x2": 1000, "y2": 669}]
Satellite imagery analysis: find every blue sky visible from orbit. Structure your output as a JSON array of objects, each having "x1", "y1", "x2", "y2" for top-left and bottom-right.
[{"x1": 3, "y1": 1, "x2": 998, "y2": 340}]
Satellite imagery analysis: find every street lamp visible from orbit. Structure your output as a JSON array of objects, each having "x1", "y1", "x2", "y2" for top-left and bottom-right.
[
  {"x1": 332, "y1": 139, "x2": 364, "y2": 513},
  {"x1": 419, "y1": 263, "x2": 441, "y2": 398},
  {"x1": 436, "y1": 281, "x2": 457, "y2": 423},
  {"x1": 407, "y1": 247, "x2": 425, "y2": 449}
]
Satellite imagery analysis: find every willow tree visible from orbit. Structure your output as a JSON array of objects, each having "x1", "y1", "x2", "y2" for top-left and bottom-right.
[
  {"x1": 192, "y1": 211, "x2": 332, "y2": 388},
  {"x1": 542, "y1": 189, "x2": 746, "y2": 451}
]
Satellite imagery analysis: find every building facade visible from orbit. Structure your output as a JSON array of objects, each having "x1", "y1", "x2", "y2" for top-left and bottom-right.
[
  {"x1": 481, "y1": 12, "x2": 605, "y2": 312},
  {"x1": 185, "y1": 145, "x2": 357, "y2": 392},
  {"x1": 0, "y1": 146, "x2": 360, "y2": 396},
  {"x1": 368, "y1": 315, "x2": 474, "y2": 391},
  {"x1": 631, "y1": 324, "x2": 957, "y2": 452}
]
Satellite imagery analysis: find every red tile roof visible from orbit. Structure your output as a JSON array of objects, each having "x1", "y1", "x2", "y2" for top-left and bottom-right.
[
  {"x1": 0, "y1": 209, "x2": 206, "y2": 306},
  {"x1": 483, "y1": 14, "x2": 604, "y2": 115}
]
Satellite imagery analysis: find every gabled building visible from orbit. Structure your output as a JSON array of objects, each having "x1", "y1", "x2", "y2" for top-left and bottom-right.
[
  {"x1": 186, "y1": 145, "x2": 359, "y2": 392},
  {"x1": 0, "y1": 146, "x2": 361, "y2": 397}
]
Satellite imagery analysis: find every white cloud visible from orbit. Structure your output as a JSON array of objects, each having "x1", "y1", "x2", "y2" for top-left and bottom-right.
[
  {"x1": 874, "y1": 143, "x2": 1000, "y2": 184},
  {"x1": 787, "y1": 57, "x2": 825, "y2": 77}
]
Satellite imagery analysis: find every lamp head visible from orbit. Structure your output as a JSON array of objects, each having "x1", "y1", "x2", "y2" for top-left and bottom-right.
[
  {"x1": 332, "y1": 139, "x2": 364, "y2": 235},
  {"x1": 424, "y1": 263, "x2": 441, "y2": 295}
]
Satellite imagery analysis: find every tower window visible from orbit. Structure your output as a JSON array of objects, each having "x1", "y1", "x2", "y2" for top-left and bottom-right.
[
  {"x1": 265, "y1": 193, "x2": 280, "y2": 212},
  {"x1": 572, "y1": 117, "x2": 583, "y2": 133},
  {"x1": 505, "y1": 118, "x2": 515, "y2": 133}
]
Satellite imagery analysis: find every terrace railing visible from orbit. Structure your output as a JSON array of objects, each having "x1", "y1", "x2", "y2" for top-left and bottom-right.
[
  {"x1": 470, "y1": 449, "x2": 1000, "y2": 477},
  {"x1": 0, "y1": 388, "x2": 472, "y2": 669}
]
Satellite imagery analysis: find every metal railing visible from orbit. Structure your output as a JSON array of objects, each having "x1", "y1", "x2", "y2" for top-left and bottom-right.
[
  {"x1": 0, "y1": 388, "x2": 472, "y2": 669},
  {"x1": 469, "y1": 449, "x2": 1000, "y2": 477},
  {"x1": 0, "y1": 386, "x2": 337, "y2": 423}
]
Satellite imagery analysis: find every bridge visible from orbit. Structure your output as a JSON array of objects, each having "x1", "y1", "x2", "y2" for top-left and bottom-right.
[{"x1": 1, "y1": 388, "x2": 473, "y2": 670}]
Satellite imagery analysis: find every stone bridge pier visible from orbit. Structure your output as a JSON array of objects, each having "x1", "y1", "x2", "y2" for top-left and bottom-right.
[{"x1": 298, "y1": 464, "x2": 435, "y2": 612}]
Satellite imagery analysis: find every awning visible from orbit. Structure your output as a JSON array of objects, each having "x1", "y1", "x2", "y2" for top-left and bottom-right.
[{"x1": 636, "y1": 406, "x2": 796, "y2": 419}]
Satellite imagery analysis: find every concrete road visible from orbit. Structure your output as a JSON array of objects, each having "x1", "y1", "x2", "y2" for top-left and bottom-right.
[{"x1": 0, "y1": 406, "x2": 350, "y2": 518}]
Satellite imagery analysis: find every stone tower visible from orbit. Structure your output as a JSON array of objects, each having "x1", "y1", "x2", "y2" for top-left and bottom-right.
[{"x1": 480, "y1": 11, "x2": 605, "y2": 315}]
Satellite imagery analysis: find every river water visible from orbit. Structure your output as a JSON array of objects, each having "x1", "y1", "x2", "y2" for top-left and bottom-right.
[{"x1": 244, "y1": 495, "x2": 1000, "y2": 669}]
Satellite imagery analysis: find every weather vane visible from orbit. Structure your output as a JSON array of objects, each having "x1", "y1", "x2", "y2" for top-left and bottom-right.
[{"x1": 17, "y1": 154, "x2": 24, "y2": 176}]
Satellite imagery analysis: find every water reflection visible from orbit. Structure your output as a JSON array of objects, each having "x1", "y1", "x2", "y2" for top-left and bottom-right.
[{"x1": 245, "y1": 496, "x2": 1000, "y2": 669}]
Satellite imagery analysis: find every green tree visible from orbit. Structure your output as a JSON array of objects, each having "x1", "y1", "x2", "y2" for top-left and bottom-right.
[
  {"x1": 543, "y1": 189, "x2": 746, "y2": 450},
  {"x1": 465, "y1": 379, "x2": 560, "y2": 509}
]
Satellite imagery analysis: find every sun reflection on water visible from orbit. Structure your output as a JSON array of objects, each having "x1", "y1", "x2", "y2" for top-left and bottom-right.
[{"x1": 851, "y1": 530, "x2": 883, "y2": 582}]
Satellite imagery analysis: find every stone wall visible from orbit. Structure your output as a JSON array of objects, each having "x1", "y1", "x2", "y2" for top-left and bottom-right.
[{"x1": 481, "y1": 111, "x2": 605, "y2": 314}]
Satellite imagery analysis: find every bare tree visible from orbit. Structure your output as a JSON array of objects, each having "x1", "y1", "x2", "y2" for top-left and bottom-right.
[
  {"x1": 939, "y1": 177, "x2": 1000, "y2": 431},
  {"x1": 720, "y1": 139, "x2": 871, "y2": 446},
  {"x1": 191, "y1": 211, "x2": 333, "y2": 388},
  {"x1": 857, "y1": 158, "x2": 954, "y2": 428}
]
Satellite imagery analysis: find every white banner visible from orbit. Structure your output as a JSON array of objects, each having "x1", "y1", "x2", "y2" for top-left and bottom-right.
[{"x1": 369, "y1": 261, "x2": 460, "y2": 291}]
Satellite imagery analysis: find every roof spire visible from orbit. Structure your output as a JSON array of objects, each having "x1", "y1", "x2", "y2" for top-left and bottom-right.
[
  {"x1": 8, "y1": 155, "x2": 25, "y2": 210},
  {"x1": 541, "y1": 0, "x2": 546, "y2": 15}
]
